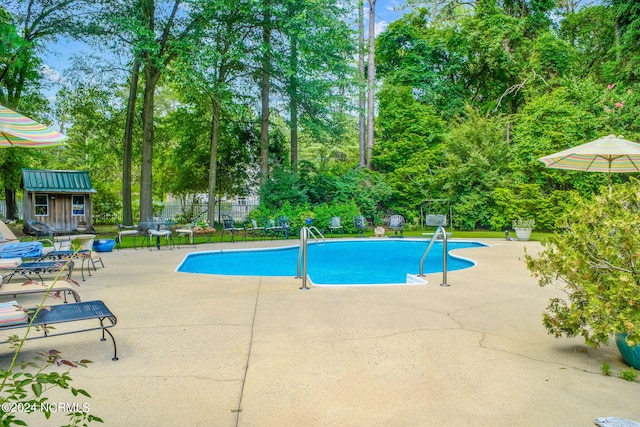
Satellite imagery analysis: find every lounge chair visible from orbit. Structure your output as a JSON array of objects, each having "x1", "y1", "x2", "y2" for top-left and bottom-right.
[
  {"x1": 353, "y1": 215, "x2": 367, "y2": 237},
  {"x1": 0, "y1": 257, "x2": 76, "y2": 284},
  {"x1": 220, "y1": 215, "x2": 245, "y2": 243},
  {"x1": 328, "y1": 216, "x2": 344, "y2": 238},
  {"x1": 0, "y1": 278, "x2": 81, "y2": 303},
  {"x1": 0, "y1": 300, "x2": 118, "y2": 360},
  {"x1": 0, "y1": 220, "x2": 20, "y2": 245},
  {"x1": 389, "y1": 215, "x2": 405, "y2": 237}
]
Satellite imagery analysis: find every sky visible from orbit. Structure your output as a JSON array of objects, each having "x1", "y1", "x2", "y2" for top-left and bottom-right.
[{"x1": 41, "y1": 0, "x2": 406, "y2": 99}]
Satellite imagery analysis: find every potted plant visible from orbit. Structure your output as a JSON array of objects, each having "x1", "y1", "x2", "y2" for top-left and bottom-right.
[
  {"x1": 512, "y1": 218, "x2": 535, "y2": 241},
  {"x1": 524, "y1": 179, "x2": 640, "y2": 368}
]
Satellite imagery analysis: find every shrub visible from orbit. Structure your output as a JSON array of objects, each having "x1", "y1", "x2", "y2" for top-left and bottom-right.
[{"x1": 525, "y1": 178, "x2": 640, "y2": 348}]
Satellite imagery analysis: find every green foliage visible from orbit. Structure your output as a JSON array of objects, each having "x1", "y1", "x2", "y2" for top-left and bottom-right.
[
  {"x1": 92, "y1": 181, "x2": 122, "y2": 225},
  {"x1": 601, "y1": 362, "x2": 612, "y2": 376},
  {"x1": 525, "y1": 178, "x2": 640, "y2": 349},
  {"x1": 309, "y1": 201, "x2": 361, "y2": 234},
  {"x1": 259, "y1": 168, "x2": 308, "y2": 210},
  {"x1": 492, "y1": 184, "x2": 569, "y2": 231},
  {"x1": 428, "y1": 108, "x2": 512, "y2": 230},
  {"x1": 618, "y1": 367, "x2": 638, "y2": 382}
]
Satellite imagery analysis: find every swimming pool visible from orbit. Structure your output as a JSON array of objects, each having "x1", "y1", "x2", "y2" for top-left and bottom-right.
[{"x1": 176, "y1": 239, "x2": 488, "y2": 286}]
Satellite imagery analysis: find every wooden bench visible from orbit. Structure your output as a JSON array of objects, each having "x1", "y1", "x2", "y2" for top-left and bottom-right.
[{"x1": 0, "y1": 300, "x2": 118, "y2": 361}]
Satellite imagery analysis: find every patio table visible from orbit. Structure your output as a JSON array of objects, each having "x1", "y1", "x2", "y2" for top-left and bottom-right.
[{"x1": 139, "y1": 221, "x2": 176, "y2": 250}]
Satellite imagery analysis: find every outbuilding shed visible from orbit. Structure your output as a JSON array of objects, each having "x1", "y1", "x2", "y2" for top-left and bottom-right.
[{"x1": 22, "y1": 169, "x2": 97, "y2": 234}]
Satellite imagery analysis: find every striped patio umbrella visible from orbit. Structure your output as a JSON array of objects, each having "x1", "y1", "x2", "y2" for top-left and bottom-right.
[
  {"x1": 0, "y1": 104, "x2": 67, "y2": 148},
  {"x1": 539, "y1": 135, "x2": 640, "y2": 180}
]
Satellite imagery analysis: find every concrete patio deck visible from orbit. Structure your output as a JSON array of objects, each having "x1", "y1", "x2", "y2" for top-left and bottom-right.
[{"x1": 1, "y1": 238, "x2": 639, "y2": 426}]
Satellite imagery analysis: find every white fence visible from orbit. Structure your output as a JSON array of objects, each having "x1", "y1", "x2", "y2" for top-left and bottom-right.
[
  {"x1": 0, "y1": 200, "x2": 256, "y2": 224},
  {"x1": 160, "y1": 202, "x2": 259, "y2": 223}
]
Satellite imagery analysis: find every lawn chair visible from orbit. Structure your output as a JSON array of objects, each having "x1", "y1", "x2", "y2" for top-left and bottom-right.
[
  {"x1": 353, "y1": 215, "x2": 367, "y2": 237},
  {"x1": 277, "y1": 216, "x2": 292, "y2": 239},
  {"x1": 328, "y1": 216, "x2": 344, "y2": 238},
  {"x1": 389, "y1": 215, "x2": 405, "y2": 237},
  {"x1": 116, "y1": 219, "x2": 140, "y2": 250},
  {"x1": 220, "y1": 215, "x2": 245, "y2": 243},
  {"x1": 26, "y1": 219, "x2": 70, "y2": 240},
  {"x1": 245, "y1": 218, "x2": 265, "y2": 241},
  {"x1": 176, "y1": 220, "x2": 197, "y2": 248}
]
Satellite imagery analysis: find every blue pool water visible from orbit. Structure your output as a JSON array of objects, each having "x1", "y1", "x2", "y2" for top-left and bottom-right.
[{"x1": 176, "y1": 239, "x2": 487, "y2": 285}]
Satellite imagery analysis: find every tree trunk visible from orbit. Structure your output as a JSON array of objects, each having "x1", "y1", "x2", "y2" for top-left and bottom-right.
[
  {"x1": 289, "y1": 29, "x2": 299, "y2": 173},
  {"x1": 207, "y1": 99, "x2": 221, "y2": 226},
  {"x1": 259, "y1": 0, "x2": 271, "y2": 187},
  {"x1": 4, "y1": 189, "x2": 17, "y2": 221},
  {"x1": 139, "y1": 65, "x2": 160, "y2": 222},
  {"x1": 122, "y1": 58, "x2": 140, "y2": 225},
  {"x1": 366, "y1": 0, "x2": 376, "y2": 169},
  {"x1": 358, "y1": 0, "x2": 366, "y2": 167}
]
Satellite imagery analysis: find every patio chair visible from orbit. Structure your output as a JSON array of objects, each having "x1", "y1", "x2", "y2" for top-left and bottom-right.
[
  {"x1": 277, "y1": 216, "x2": 292, "y2": 239},
  {"x1": 389, "y1": 215, "x2": 405, "y2": 237},
  {"x1": 115, "y1": 219, "x2": 140, "y2": 250},
  {"x1": 353, "y1": 215, "x2": 367, "y2": 237},
  {"x1": 245, "y1": 218, "x2": 265, "y2": 241},
  {"x1": 26, "y1": 219, "x2": 70, "y2": 240},
  {"x1": 176, "y1": 220, "x2": 197, "y2": 248},
  {"x1": 328, "y1": 216, "x2": 344, "y2": 238},
  {"x1": 263, "y1": 218, "x2": 281, "y2": 239},
  {"x1": 220, "y1": 215, "x2": 245, "y2": 243}
]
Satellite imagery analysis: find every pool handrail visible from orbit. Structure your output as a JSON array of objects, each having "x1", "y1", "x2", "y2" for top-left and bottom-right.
[
  {"x1": 297, "y1": 226, "x2": 325, "y2": 290},
  {"x1": 418, "y1": 226, "x2": 449, "y2": 287}
]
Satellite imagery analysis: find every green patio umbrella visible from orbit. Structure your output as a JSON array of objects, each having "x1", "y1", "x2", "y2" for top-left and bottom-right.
[{"x1": 0, "y1": 104, "x2": 67, "y2": 148}]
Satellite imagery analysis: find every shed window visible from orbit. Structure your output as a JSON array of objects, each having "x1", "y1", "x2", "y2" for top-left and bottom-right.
[
  {"x1": 35, "y1": 194, "x2": 48, "y2": 216},
  {"x1": 72, "y1": 195, "x2": 86, "y2": 216}
]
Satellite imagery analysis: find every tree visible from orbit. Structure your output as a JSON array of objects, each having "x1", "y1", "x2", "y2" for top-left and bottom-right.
[
  {"x1": 259, "y1": 0, "x2": 272, "y2": 187},
  {"x1": 366, "y1": 0, "x2": 376, "y2": 168},
  {"x1": 1, "y1": 1, "x2": 88, "y2": 220},
  {"x1": 358, "y1": 0, "x2": 366, "y2": 167},
  {"x1": 170, "y1": 0, "x2": 256, "y2": 225}
]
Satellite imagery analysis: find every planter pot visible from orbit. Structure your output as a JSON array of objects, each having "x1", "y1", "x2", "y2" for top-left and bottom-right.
[
  {"x1": 615, "y1": 333, "x2": 640, "y2": 369},
  {"x1": 514, "y1": 228, "x2": 532, "y2": 241}
]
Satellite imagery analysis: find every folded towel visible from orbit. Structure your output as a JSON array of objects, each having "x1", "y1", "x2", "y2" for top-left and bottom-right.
[
  {"x1": 0, "y1": 301, "x2": 28, "y2": 326},
  {"x1": 0, "y1": 242, "x2": 43, "y2": 259},
  {"x1": 0, "y1": 258, "x2": 23, "y2": 269}
]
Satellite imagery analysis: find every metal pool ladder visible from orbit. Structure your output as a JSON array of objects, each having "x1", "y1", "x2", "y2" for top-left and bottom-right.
[
  {"x1": 418, "y1": 226, "x2": 449, "y2": 287},
  {"x1": 297, "y1": 226, "x2": 325, "y2": 290}
]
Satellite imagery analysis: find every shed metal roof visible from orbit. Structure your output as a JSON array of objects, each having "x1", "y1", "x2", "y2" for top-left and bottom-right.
[{"x1": 21, "y1": 169, "x2": 97, "y2": 193}]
